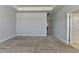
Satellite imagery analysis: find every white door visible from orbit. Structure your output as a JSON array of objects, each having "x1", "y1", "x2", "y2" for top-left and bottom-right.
[{"x1": 70, "y1": 14, "x2": 79, "y2": 44}]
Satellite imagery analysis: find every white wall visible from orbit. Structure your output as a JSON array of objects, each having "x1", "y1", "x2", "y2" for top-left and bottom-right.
[
  {"x1": 0, "y1": 6, "x2": 16, "y2": 42},
  {"x1": 16, "y1": 12, "x2": 47, "y2": 36},
  {"x1": 52, "y1": 5, "x2": 79, "y2": 43}
]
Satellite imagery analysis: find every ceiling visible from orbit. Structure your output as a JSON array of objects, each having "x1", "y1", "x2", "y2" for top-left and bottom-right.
[
  {"x1": 13, "y1": 5, "x2": 55, "y2": 12},
  {"x1": 13, "y1": 5, "x2": 65, "y2": 13}
]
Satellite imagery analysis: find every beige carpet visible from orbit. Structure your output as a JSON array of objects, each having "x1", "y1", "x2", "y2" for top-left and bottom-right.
[{"x1": 0, "y1": 36, "x2": 78, "y2": 53}]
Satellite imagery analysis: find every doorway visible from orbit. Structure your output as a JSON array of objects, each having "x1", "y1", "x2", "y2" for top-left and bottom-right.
[
  {"x1": 47, "y1": 13, "x2": 52, "y2": 36},
  {"x1": 68, "y1": 10, "x2": 79, "y2": 49}
]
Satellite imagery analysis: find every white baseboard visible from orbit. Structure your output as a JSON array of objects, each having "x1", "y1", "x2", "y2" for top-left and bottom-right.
[
  {"x1": 54, "y1": 35, "x2": 68, "y2": 45},
  {"x1": 16, "y1": 34, "x2": 47, "y2": 36},
  {"x1": 0, "y1": 35, "x2": 16, "y2": 43}
]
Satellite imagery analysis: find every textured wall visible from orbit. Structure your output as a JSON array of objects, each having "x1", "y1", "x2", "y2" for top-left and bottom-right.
[
  {"x1": 52, "y1": 5, "x2": 79, "y2": 42},
  {"x1": 0, "y1": 6, "x2": 16, "y2": 41},
  {"x1": 16, "y1": 12, "x2": 47, "y2": 36}
]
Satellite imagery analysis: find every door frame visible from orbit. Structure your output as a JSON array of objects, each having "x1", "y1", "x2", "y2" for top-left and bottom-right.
[
  {"x1": 67, "y1": 13, "x2": 72, "y2": 44},
  {"x1": 68, "y1": 13, "x2": 79, "y2": 44},
  {"x1": 67, "y1": 9, "x2": 79, "y2": 44},
  {"x1": 67, "y1": 13, "x2": 70, "y2": 44}
]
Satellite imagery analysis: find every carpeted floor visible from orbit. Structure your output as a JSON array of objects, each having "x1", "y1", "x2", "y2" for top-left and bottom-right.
[{"x1": 0, "y1": 36, "x2": 78, "y2": 53}]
